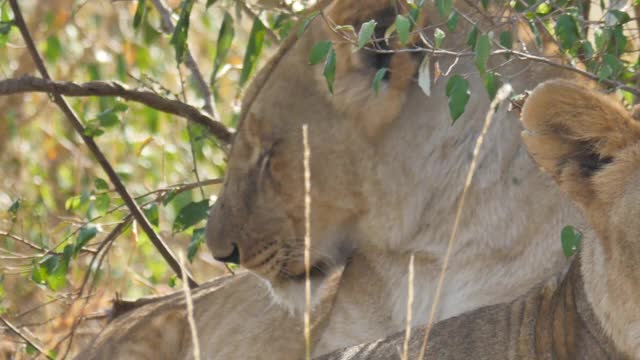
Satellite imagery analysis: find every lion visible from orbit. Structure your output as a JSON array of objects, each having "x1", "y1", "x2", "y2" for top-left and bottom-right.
[
  {"x1": 77, "y1": 1, "x2": 580, "y2": 359},
  {"x1": 319, "y1": 79, "x2": 640, "y2": 359}
]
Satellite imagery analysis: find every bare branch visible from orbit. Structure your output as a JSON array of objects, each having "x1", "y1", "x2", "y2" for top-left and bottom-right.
[
  {"x1": 0, "y1": 76, "x2": 232, "y2": 144},
  {"x1": 1, "y1": 317, "x2": 54, "y2": 360},
  {"x1": 8, "y1": 0, "x2": 199, "y2": 289},
  {"x1": 149, "y1": 0, "x2": 218, "y2": 118}
]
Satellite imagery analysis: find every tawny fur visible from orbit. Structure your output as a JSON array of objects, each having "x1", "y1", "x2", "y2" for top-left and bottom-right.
[
  {"x1": 78, "y1": 1, "x2": 580, "y2": 359},
  {"x1": 319, "y1": 80, "x2": 640, "y2": 359}
]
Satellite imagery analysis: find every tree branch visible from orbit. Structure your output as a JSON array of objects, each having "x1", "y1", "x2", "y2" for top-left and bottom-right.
[
  {"x1": 8, "y1": 0, "x2": 199, "y2": 289},
  {"x1": 0, "y1": 75, "x2": 232, "y2": 144},
  {"x1": 149, "y1": 0, "x2": 218, "y2": 119},
  {"x1": 1, "y1": 317, "x2": 54, "y2": 360}
]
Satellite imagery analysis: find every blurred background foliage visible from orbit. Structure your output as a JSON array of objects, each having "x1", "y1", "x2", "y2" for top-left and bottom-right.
[
  {"x1": 0, "y1": 0, "x2": 313, "y2": 357},
  {"x1": 0, "y1": 0, "x2": 638, "y2": 358}
]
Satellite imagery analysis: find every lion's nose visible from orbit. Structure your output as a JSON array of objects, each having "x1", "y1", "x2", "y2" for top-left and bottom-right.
[{"x1": 213, "y1": 243, "x2": 240, "y2": 265}]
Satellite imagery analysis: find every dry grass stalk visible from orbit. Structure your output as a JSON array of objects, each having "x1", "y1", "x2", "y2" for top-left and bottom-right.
[
  {"x1": 401, "y1": 253, "x2": 415, "y2": 360},
  {"x1": 303, "y1": 124, "x2": 312, "y2": 360},
  {"x1": 180, "y1": 253, "x2": 201, "y2": 360},
  {"x1": 418, "y1": 84, "x2": 513, "y2": 359}
]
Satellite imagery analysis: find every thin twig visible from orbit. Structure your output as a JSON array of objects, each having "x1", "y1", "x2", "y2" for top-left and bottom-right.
[
  {"x1": 418, "y1": 84, "x2": 513, "y2": 359},
  {"x1": 149, "y1": 0, "x2": 218, "y2": 119},
  {"x1": 8, "y1": 0, "x2": 198, "y2": 289},
  {"x1": 78, "y1": 216, "x2": 132, "y2": 298},
  {"x1": 0, "y1": 76, "x2": 232, "y2": 143},
  {"x1": 1, "y1": 317, "x2": 54, "y2": 360},
  {"x1": 0, "y1": 231, "x2": 50, "y2": 253},
  {"x1": 321, "y1": 9, "x2": 640, "y2": 97},
  {"x1": 0, "y1": 231, "x2": 97, "y2": 257}
]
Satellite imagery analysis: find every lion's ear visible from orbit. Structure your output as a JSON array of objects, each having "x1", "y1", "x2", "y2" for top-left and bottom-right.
[
  {"x1": 521, "y1": 79, "x2": 640, "y2": 206},
  {"x1": 324, "y1": 0, "x2": 421, "y2": 139}
]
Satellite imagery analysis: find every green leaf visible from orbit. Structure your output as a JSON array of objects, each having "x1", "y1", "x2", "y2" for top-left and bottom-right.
[
  {"x1": 133, "y1": 0, "x2": 146, "y2": 30},
  {"x1": 536, "y1": 3, "x2": 551, "y2": 15},
  {"x1": 65, "y1": 195, "x2": 82, "y2": 211},
  {"x1": 8, "y1": 198, "x2": 20, "y2": 217},
  {"x1": 168, "y1": 275, "x2": 178, "y2": 288},
  {"x1": 323, "y1": 47, "x2": 336, "y2": 94},
  {"x1": 395, "y1": 15, "x2": 411, "y2": 45},
  {"x1": 143, "y1": 203, "x2": 159, "y2": 227},
  {"x1": 608, "y1": 9, "x2": 631, "y2": 25},
  {"x1": 162, "y1": 189, "x2": 178, "y2": 206},
  {"x1": 31, "y1": 260, "x2": 48, "y2": 285},
  {"x1": 0, "y1": 4, "x2": 9, "y2": 23},
  {"x1": 481, "y1": 0, "x2": 489, "y2": 9},
  {"x1": 48, "y1": 245, "x2": 72, "y2": 291},
  {"x1": 445, "y1": 75, "x2": 470, "y2": 123},
  {"x1": 173, "y1": 200, "x2": 209, "y2": 233},
  {"x1": 206, "y1": 0, "x2": 219, "y2": 9},
  {"x1": 74, "y1": 225, "x2": 97, "y2": 255},
  {"x1": 83, "y1": 123, "x2": 104, "y2": 138},
  {"x1": 466, "y1": 25, "x2": 478, "y2": 48},
  {"x1": 446, "y1": 11, "x2": 459, "y2": 32},
  {"x1": 0, "y1": 274, "x2": 5, "y2": 300},
  {"x1": 482, "y1": 72, "x2": 501, "y2": 100},
  {"x1": 187, "y1": 227, "x2": 206, "y2": 262},
  {"x1": 44, "y1": 35, "x2": 62, "y2": 62},
  {"x1": 0, "y1": 21, "x2": 12, "y2": 48},
  {"x1": 95, "y1": 194, "x2": 110, "y2": 214},
  {"x1": 31, "y1": 246, "x2": 72, "y2": 291},
  {"x1": 434, "y1": 28, "x2": 445, "y2": 48},
  {"x1": 435, "y1": 0, "x2": 453, "y2": 18},
  {"x1": 499, "y1": 30, "x2": 513, "y2": 58},
  {"x1": 555, "y1": 14, "x2": 580, "y2": 51},
  {"x1": 297, "y1": 11, "x2": 319, "y2": 38},
  {"x1": 95, "y1": 102, "x2": 127, "y2": 128},
  {"x1": 372, "y1": 68, "x2": 388, "y2": 95},
  {"x1": 408, "y1": 4, "x2": 420, "y2": 25},
  {"x1": 210, "y1": 11, "x2": 235, "y2": 85},
  {"x1": 240, "y1": 17, "x2": 266, "y2": 88},
  {"x1": 561, "y1": 225, "x2": 582, "y2": 258},
  {"x1": 170, "y1": 0, "x2": 195, "y2": 63},
  {"x1": 474, "y1": 34, "x2": 491, "y2": 74},
  {"x1": 357, "y1": 20, "x2": 377, "y2": 49},
  {"x1": 598, "y1": 54, "x2": 622, "y2": 80},
  {"x1": 308, "y1": 40, "x2": 332, "y2": 65},
  {"x1": 95, "y1": 178, "x2": 109, "y2": 191}
]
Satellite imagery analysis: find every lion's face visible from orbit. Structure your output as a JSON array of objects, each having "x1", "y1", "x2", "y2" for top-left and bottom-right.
[
  {"x1": 522, "y1": 79, "x2": 640, "y2": 358},
  {"x1": 205, "y1": 0, "x2": 423, "y2": 297}
]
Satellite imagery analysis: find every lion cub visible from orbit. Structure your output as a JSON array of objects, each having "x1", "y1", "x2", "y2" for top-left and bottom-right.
[{"x1": 320, "y1": 79, "x2": 640, "y2": 359}]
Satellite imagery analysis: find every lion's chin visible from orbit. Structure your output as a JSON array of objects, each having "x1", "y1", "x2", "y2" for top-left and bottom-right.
[{"x1": 262, "y1": 262, "x2": 345, "y2": 315}]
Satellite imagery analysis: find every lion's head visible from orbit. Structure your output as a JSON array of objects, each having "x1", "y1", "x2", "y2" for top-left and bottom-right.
[
  {"x1": 204, "y1": 0, "x2": 567, "y2": 312},
  {"x1": 522, "y1": 79, "x2": 640, "y2": 356},
  {"x1": 205, "y1": 0, "x2": 425, "y2": 300}
]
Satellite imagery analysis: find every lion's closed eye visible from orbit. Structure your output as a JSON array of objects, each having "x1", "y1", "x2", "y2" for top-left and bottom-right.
[{"x1": 257, "y1": 141, "x2": 281, "y2": 183}]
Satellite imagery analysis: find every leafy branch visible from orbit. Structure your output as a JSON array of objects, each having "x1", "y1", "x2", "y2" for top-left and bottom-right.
[
  {"x1": 8, "y1": 0, "x2": 198, "y2": 289},
  {"x1": 0, "y1": 75, "x2": 232, "y2": 144}
]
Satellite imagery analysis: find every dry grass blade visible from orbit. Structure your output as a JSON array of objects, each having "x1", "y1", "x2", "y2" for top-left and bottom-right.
[
  {"x1": 303, "y1": 124, "x2": 312, "y2": 360},
  {"x1": 417, "y1": 84, "x2": 513, "y2": 359},
  {"x1": 180, "y1": 253, "x2": 201, "y2": 360},
  {"x1": 401, "y1": 253, "x2": 415, "y2": 360}
]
